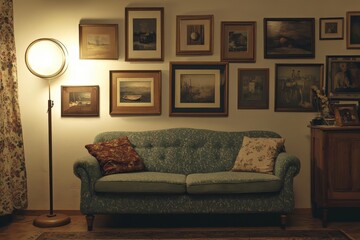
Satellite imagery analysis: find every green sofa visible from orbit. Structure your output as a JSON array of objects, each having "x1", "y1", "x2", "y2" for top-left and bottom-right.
[{"x1": 73, "y1": 128, "x2": 300, "y2": 230}]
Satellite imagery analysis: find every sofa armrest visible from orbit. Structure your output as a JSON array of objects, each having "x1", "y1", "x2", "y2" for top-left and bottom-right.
[
  {"x1": 73, "y1": 156, "x2": 102, "y2": 196},
  {"x1": 273, "y1": 152, "x2": 301, "y2": 180}
]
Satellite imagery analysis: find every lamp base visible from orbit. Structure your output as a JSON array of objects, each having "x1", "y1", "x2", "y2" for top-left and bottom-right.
[{"x1": 33, "y1": 213, "x2": 71, "y2": 228}]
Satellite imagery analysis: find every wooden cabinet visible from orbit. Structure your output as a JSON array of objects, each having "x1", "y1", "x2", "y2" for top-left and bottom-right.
[{"x1": 309, "y1": 125, "x2": 360, "y2": 227}]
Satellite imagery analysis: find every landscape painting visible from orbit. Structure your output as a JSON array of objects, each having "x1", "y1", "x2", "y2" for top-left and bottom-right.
[
  {"x1": 264, "y1": 18, "x2": 315, "y2": 58},
  {"x1": 118, "y1": 78, "x2": 153, "y2": 106},
  {"x1": 133, "y1": 18, "x2": 157, "y2": 51}
]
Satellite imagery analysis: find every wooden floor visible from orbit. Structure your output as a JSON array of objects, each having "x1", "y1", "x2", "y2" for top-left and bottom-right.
[{"x1": 0, "y1": 209, "x2": 360, "y2": 240}]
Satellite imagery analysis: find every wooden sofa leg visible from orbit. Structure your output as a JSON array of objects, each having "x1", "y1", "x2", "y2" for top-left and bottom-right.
[
  {"x1": 86, "y1": 215, "x2": 94, "y2": 231},
  {"x1": 280, "y1": 214, "x2": 287, "y2": 229}
]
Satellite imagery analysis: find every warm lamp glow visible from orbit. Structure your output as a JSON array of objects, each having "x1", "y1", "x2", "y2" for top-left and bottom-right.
[{"x1": 25, "y1": 38, "x2": 68, "y2": 79}]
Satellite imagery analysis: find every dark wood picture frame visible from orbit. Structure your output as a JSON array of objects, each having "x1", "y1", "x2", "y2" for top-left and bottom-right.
[
  {"x1": 221, "y1": 21, "x2": 256, "y2": 62},
  {"x1": 125, "y1": 7, "x2": 164, "y2": 61},
  {"x1": 176, "y1": 15, "x2": 214, "y2": 55},
  {"x1": 275, "y1": 64, "x2": 323, "y2": 112},
  {"x1": 61, "y1": 86, "x2": 99, "y2": 117},
  {"x1": 347, "y1": 11, "x2": 360, "y2": 49},
  {"x1": 169, "y1": 62, "x2": 228, "y2": 117},
  {"x1": 325, "y1": 55, "x2": 360, "y2": 100},
  {"x1": 79, "y1": 24, "x2": 119, "y2": 59},
  {"x1": 237, "y1": 68, "x2": 269, "y2": 109},
  {"x1": 110, "y1": 70, "x2": 161, "y2": 115},
  {"x1": 334, "y1": 104, "x2": 360, "y2": 126},
  {"x1": 264, "y1": 18, "x2": 315, "y2": 59},
  {"x1": 319, "y1": 18, "x2": 344, "y2": 40}
]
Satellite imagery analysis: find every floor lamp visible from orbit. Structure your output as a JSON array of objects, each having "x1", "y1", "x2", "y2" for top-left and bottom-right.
[{"x1": 25, "y1": 38, "x2": 71, "y2": 227}]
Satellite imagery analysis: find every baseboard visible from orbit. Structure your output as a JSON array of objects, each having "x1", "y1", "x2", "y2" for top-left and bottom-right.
[{"x1": 15, "y1": 208, "x2": 312, "y2": 216}]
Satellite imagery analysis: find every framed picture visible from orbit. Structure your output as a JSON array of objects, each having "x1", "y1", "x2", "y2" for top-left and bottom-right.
[
  {"x1": 61, "y1": 86, "x2": 99, "y2": 117},
  {"x1": 264, "y1": 18, "x2": 315, "y2": 59},
  {"x1": 347, "y1": 11, "x2": 360, "y2": 49},
  {"x1": 319, "y1": 18, "x2": 344, "y2": 40},
  {"x1": 79, "y1": 24, "x2": 118, "y2": 59},
  {"x1": 125, "y1": 7, "x2": 164, "y2": 61},
  {"x1": 238, "y1": 68, "x2": 269, "y2": 109},
  {"x1": 176, "y1": 15, "x2": 214, "y2": 55},
  {"x1": 326, "y1": 55, "x2": 360, "y2": 100},
  {"x1": 169, "y1": 62, "x2": 228, "y2": 116},
  {"x1": 334, "y1": 104, "x2": 360, "y2": 126},
  {"x1": 221, "y1": 21, "x2": 256, "y2": 62},
  {"x1": 110, "y1": 70, "x2": 161, "y2": 115},
  {"x1": 275, "y1": 64, "x2": 323, "y2": 112}
]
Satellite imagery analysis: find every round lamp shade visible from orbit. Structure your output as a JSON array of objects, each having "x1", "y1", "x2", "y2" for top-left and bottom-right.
[{"x1": 25, "y1": 38, "x2": 68, "y2": 79}]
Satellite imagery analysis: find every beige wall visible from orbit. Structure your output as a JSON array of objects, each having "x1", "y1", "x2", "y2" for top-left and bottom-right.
[{"x1": 13, "y1": 0, "x2": 360, "y2": 210}]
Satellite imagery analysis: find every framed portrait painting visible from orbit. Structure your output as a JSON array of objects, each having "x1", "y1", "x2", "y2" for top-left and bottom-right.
[
  {"x1": 326, "y1": 55, "x2": 360, "y2": 100},
  {"x1": 79, "y1": 24, "x2": 119, "y2": 59},
  {"x1": 275, "y1": 64, "x2": 323, "y2": 112},
  {"x1": 264, "y1": 18, "x2": 315, "y2": 59},
  {"x1": 169, "y1": 62, "x2": 228, "y2": 116},
  {"x1": 125, "y1": 7, "x2": 164, "y2": 61},
  {"x1": 176, "y1": 15, "x2": 214, "y2": 55},
  {"x1": 319, "y1": 18, "x2": 344, "y2": 40},
  {"x1": 61, "y1": 86, "x2": 99, "y2": 117},
  {"x1": 221, "y1": 21, "x2": 256, "y2": 62},
  {"x1": 347, "y1": 11, "x2": 360, "y2": 49},
  {"x1": 237, "y1": 68, "x2": 269, "y2": 109},
  {"x1": 110, "y1": 70, "x2": 161, "y2": 115}
]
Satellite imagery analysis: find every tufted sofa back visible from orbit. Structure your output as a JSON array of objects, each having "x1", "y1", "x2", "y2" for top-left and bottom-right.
[{"x1": 93, "y1": 128, "x2": 282, "y2": 175}]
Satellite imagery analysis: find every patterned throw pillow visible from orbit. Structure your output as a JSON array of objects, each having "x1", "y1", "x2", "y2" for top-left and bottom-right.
[
  {"x1": 85, "y1": 136, "x2": 145, "y2": 175},
  {"x1": 231, "y1": 136, "x2": 285, "y2": 174}
]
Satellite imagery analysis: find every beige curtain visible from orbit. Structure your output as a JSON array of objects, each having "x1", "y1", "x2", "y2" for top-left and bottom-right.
[{"x1": 0, "y1": 0, "x2": 28, "y2": 215}]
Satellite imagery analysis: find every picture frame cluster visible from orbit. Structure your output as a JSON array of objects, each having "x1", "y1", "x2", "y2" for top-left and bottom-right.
[{"x1": 61, "y1": 7, "x2": 360, "y2": 121}]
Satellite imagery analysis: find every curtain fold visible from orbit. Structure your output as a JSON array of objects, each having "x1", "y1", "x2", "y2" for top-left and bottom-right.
[{"x1": 0, "y1": 0, "x2": 28, "y2": 215}]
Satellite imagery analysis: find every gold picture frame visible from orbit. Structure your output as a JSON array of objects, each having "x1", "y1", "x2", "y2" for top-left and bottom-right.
[
  {"x1": 319, "y1": 18, "x2": 344, "y2": 40},
  {"x1": 221, "y1": 21, "x2": 256, "y2": 62},
  {"x1": 176, "y1": 15, "x2": 214, "y2": 55},
  {"x1": 79, "y1": 24, "x2": 118, "y2": 59},
  {"x1": 61, "y1": 86, "x2": 99, "y2": 117},
  {"x1": 110, "y1": 70, "x2": 161, "y2": 115}
]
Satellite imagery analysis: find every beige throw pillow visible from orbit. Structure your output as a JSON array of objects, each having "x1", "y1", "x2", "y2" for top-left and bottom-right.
[{"x1": 231, "y1": 136, "x2": 285, "y2": 173}]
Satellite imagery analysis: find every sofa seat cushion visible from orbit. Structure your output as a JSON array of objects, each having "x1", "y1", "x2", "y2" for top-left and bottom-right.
[
  {"x1": 186, "y1": 171, "x2": 281, "y2": 194},
  {"x1": 94, "y1": 172, "x2": 186, "y2": 194}
]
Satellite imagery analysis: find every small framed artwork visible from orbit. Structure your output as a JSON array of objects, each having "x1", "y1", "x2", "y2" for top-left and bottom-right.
[
  {"x1": 334, "y1": 104, "x2": 360, "y2": 126},
  {"x1": 264, "y1": 18, "x2": 315, "y2": 59},
  {"x1": 125, "y1": 7, "x2": 164, "y2": 61},
  {"x1": 61, "y1": 86, "x2": 99, "y2": 117},
  {"x1": 319, "y1": 18, "x2": 344, "y2": 40},
  {"x1": 347, "y1": 11, "x2": 360, "y2": 49},
  {"x1": 176, "y1": 15, "x2": 214, "y2": 55},
  {"x1": 221, "y1": 21, "x2": 256, "y2": 62},
  {"x1": 79, "y1": 24, "x2": 118, "y2": 59},
  {"x1": 238, "y1": 68, "x2": 269, "y2": 109},
  {"x1": 169, "y1": 62, "x2": 228, "y2": 116},
  {"x1": 110, "y1": 70, "x2": 161, "y2": 115},
  {"x1": 326, "y1": 55, "x2": 360, "y2": 100},
  {"x1": 275, "y1": 64, "x2": 323, "y2": 112}
]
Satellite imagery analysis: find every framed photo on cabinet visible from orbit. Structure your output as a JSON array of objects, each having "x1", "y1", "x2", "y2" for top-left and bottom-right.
[
  {"x1": 169, "y1": 62, "x2": 228, "y2": 116},
  {"x1": 319, "y1": 18, "x2": 344, "y2": 40},
  {"x1": 110, "y1": 70, "x2": 161, "y2": 115},
  {"x1": 221, "y1": 21, "x2": 256, "y2": 62},
  {"x1": 176, "y1": 15, "x2": 214, "y2": 55},
  {"x1": 237, "y1": 68, "x2": 269, "y2": 109},
  {"x1": 325, "y1": 55, "x2": 360, "y2": 100},
  {"x1": 334, "y1": 104, "x2": 360, "y2": 126},
  {"x1": 61, "y1": 86, "x2": 99, "y2": 117},
  {"x1": 264, "y1": 18, "x2": 315, "y2": 59},
  {"x1": 275, "y1": 64, "x2": 323, "y2": 112},
  {"x1": 79, "y1": 24, "x2": 119, "y2": 59},
  {"x1": 347, "y1": 11, "x2": 360, "y2": 49},
  {"x1": 125, "y1": 7, "x2": 164, "y2": 61}
]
